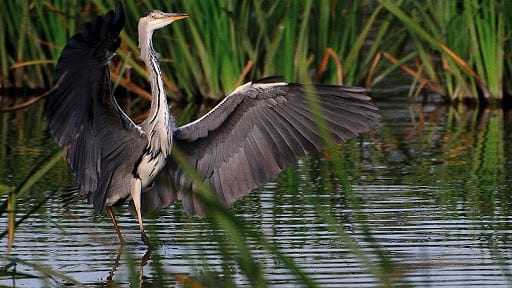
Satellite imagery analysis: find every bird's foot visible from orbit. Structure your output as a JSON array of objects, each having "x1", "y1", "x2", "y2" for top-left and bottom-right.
[
  {"x1": 107, "y1": 207, "x2": 125, "y2": 246},
  {"x1": 141, "y1": 249, "x2": 152, "y2": 266},
  {"x1": 141, "y1": 231, "x2": 151, "y2": 247},
  {"x1": 118, "y1": 236, "x2": 126, "y2": 246}
]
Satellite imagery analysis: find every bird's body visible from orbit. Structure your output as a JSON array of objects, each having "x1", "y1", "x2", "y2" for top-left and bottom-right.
[{"x1": 47, "y1": 3, "x2": 380, "y2": 245}]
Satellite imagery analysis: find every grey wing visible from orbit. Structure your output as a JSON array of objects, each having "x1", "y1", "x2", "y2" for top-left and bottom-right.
[
  {"x1": 47, "y1": 3, "x2": 145, "y2": 210},
  {"x1": 161, "y1": 77, "x2": 380, "y2": 216}
]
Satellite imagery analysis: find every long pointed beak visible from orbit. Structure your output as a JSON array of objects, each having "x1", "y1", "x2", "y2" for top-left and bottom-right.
[{"x1": 163, "y1": 13, "x2": 189, "y2": 22}]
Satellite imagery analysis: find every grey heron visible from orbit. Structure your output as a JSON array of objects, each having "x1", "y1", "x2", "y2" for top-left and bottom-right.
[{"x1": 47, "y1": 3, "x2": 380, "y2": 246}]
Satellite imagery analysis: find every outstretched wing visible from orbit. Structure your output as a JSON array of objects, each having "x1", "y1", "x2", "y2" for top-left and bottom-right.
[
  {"x1": 163, "y1": 77, "x2": 379, "y2": 215},
  {"x1": 47, "y1": 3, "x2": 145, "y2": 210}
]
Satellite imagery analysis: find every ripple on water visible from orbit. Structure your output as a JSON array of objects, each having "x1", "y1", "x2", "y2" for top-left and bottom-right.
[{"x1": 2, "y1": 98, "x2": 512, "y2": 286}]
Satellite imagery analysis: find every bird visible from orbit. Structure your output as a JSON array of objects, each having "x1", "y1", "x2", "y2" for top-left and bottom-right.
[{"x1": 47, "y1": 3, "x2": 380, "y2": 246}]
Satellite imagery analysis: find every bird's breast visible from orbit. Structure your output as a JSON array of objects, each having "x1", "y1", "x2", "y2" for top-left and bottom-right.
[
  {"x1": 136, "y1": 150, "x2": 167, "y2": 188},
  {"x1": 137, "y1": 113, "x2": 173, "y2": 188}
]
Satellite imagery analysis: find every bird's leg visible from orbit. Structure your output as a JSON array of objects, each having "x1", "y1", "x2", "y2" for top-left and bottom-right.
[
  {"x1": 131, "y1": 178, "x2": 150, "y2": 247},
  {"x1": 107, "y1": 206, "x2": 125, "y2": 245}
]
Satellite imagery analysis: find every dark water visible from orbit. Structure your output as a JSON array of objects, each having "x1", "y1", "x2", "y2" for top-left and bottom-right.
[{"x1": 1, "y1": 87, "x2": 512, "y2": 287}]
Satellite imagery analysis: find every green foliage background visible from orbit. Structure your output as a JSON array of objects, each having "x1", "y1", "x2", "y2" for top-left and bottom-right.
[{"x1": 0, "y1": 0, "x2": 510, "y2": 104}]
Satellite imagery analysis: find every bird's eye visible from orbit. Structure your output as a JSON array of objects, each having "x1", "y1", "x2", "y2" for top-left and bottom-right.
[{"x1": 149, "y1": 11, "x2": 164, "y2": 20}]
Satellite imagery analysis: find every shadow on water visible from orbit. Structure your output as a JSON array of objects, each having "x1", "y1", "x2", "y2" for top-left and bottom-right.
[{"x1": 1, "y1": 87, "x2": 512, "y2": 286}]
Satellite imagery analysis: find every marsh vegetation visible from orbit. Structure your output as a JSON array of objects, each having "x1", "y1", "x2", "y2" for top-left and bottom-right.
[{"x1": 1, "y1": 1, "x2": 511, "y2": 287}]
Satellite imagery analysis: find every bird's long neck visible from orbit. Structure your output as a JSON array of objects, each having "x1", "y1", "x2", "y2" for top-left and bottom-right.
[{"x1": 139, "y1": 32, "x2": 172, "y2": 156}]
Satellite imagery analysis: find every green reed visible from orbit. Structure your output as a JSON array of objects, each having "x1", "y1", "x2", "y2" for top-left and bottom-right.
[
  {"x1": 0, "y1": 1, "x2": 70, "y2": 88},
  {"x1": 1, "y1": 1, "x2": 511, "y2": 104},
  {"x1": 380, "y1": 0, "x2": 510, "y2": 104},
  {"x1": 1, "y1": 1, "x2": 395, "y2": 98},
  {"x1": 1, "y1": 148, "x2": 65, "y2": 269}
]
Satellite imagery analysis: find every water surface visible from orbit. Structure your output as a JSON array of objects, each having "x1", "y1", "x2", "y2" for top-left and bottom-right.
[{"x1": 1, "y1": 89, "x2": 512, "y2": 287}]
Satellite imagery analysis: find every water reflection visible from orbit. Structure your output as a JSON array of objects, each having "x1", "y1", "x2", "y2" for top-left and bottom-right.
[{"x1": 1, "y1": 92, "x2": 512, "y2": 286}]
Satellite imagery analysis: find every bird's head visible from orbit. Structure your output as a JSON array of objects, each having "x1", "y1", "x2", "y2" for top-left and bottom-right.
[
  {"x1": 138, "y1": 10, "x2": 188, "y2": 41},
  {"x1": 139, "y1": 10, "x2": 188, "y2": 32},
  {"x1": 138, "y1": 10, "x2": 188, "y2": 59}
]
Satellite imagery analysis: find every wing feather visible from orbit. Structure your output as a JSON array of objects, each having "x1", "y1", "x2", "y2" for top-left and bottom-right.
[
  {"x1": 159, "y1": 80, "x2": 379, "y2": 215},
  {"x1": 47, "y1": 3, "x2": 146, "y2": 211},
  {"x1": 259, "y1": 110, "x2": 296, "y2": 168}
]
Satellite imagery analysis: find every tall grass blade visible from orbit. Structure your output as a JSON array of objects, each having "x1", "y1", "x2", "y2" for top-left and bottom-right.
[{"x1": 1, "y1": 148, "x2": 66, "y2": 268}]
